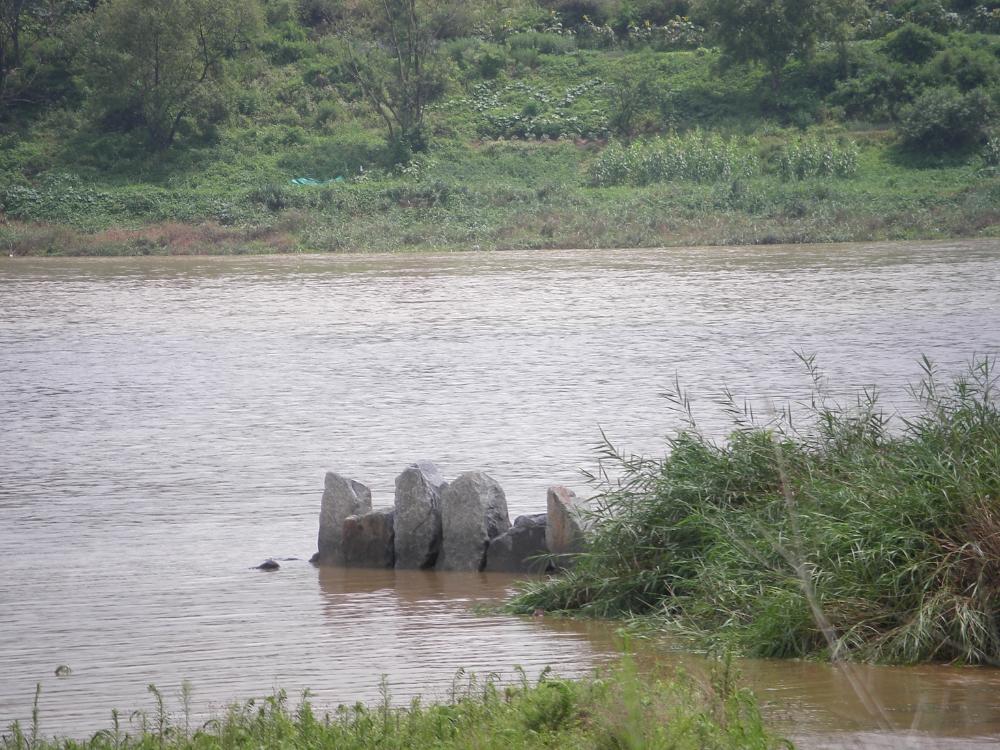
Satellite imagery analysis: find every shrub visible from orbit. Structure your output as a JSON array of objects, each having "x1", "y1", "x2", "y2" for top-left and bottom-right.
[
  {"x1": 296, "y1": 0, "x2": 342, "y2": 28},
  {"x1": 831, "y1": 63, "x2": 914, "y2": 120},
  {"x1": 898, "y1": 86, "x2": 994, "y2": 151},
  {"x1": 901, "y1": 0, "x2": 964, "y2": 32},
  {"x1": 926, "y1": 46, "x2": 1000, "y2": 91},
  {"x1": 883, "y1": 22, "x2": 944, "y2": 63}
]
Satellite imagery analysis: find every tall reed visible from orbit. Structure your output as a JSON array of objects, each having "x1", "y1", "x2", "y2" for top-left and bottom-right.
[{"x1": 510, "y1": 357, "x2": 1000, "y2": 664}]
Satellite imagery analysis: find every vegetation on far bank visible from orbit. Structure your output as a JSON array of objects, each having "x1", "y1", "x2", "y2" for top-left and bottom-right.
[
  {"x1": 1, "y1": 0, "x2": 1000, "y2": 255},
  {"x1": 2, "y1": 659, "x2": 786, "y2": 749},
  {"x1": 510, "y1": 357, "x2": 1000, "y2": 665}
]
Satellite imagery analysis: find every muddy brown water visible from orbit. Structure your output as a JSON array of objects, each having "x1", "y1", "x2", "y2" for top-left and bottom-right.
[{"x1": 2, "y1": 240, "x2": 1000, "y2": 747}]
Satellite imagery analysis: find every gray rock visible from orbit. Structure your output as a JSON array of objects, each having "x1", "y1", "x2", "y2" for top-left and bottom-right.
[
  {"x1": 256, "y1": 559, "x2": 280, "y2": 571},
  {"x1": 317, "y1": 472, "x2": 373, "y2": 565},
  {"x1": 485, "y1": 513, "x2": 550, "y2": 573},
  {"x1": 439, "y1": 471, "x2": 511, "y2": 571},
  {"x1": 342, "y1": 509, "x2": 395, "y2": 568},
  {"x1": 545, "y1": 485, "x2": 589, "y2": 565},
  {"x1": 394, "y1": 461, "x2": 448, "y2": 569}
]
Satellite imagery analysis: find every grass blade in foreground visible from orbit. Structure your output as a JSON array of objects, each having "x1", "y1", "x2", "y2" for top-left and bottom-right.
[{"x1": 2, "y1": 660, "x2": 787, "y2": 749}]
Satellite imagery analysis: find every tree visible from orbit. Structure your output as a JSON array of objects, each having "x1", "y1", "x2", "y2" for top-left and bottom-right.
[
  {"x1": 0, "y1": 0, "x2": 83, "y2": 109},
  {"x1": 694, "y1": 0, "x2": 861, "y2": 92},
  {"x1": 343, "y1": 0, "x2": 450, "y2": 156},
  {"x1": 84, "y1": 0, "x2": 261, "y2": 149}
]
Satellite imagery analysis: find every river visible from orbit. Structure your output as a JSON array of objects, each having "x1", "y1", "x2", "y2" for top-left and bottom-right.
[{"x1": 2, "y1": 240, "x2": 999, "y2": 747}]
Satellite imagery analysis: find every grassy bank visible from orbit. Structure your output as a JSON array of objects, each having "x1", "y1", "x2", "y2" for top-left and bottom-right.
[
  {"x1": 4, "y1": 138, "x2": 999, "y2": 256},
  {"x1": 509, "y1": 358, "x2": 1000, "y2": 665},
  {"x1": 3, "y1": 9, "x2": 999, "y2": 256},
  {"x1": 2, "y1": 660, "x2": 785, "y2": 750}
]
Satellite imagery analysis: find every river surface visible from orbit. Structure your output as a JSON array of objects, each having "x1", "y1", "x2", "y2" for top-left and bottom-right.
[{"x1": 2, "y1": 240, "x2": 1000, "y2": 747}]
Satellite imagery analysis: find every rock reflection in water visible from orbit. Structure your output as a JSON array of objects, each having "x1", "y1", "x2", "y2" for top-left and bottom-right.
[{"x1": 311, "y1": 567, "x2": 616, "y2": 705}]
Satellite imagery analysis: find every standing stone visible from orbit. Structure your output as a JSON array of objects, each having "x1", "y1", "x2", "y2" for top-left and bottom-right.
[
  {"x1": 342, "y1": 510, "x2": 395, "y2": 568},
  {"x1": 484, "y1": 513, "x2": 550, "y2": 573},
  {"x1": 394, "y1": 461, "x2": 448, "y2": 569},
  {"x1": 545, "y1": 485, "x2": 589, "y2": 564},
  {"x1": 439, "y1": 471, "x2": 511, "y2": 571},
  {"x1": 317, "y1": 472, "x2": 372, "y2": 565}
]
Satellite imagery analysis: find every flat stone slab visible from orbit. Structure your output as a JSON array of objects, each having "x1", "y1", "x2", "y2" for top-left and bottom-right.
[
  {"x1": 394, "y1": 461, "x2": 448, "y2": 569},
  {"x1": 485, "y1": 513, "x2": 550, "y2": 573},
  {"x1": 439, "y1": 471, "x2": 510, "y2": 571},
  {"x1": 317, "y1": 472, "x2": 372, "y2": 565},
  {"x1": 342, "y1": 509, "x2": 395, "y2": 568}
]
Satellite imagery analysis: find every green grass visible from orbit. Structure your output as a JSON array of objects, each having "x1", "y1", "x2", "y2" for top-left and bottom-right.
[
  {"x1": 1, "y1": 659, "x2": 787, "y2": 750},
  {"x1": 509, "y1": 357, "x2": 1000, "y2": 665}
]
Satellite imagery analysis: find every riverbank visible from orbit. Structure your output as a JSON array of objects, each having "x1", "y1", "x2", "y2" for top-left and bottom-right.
[
  {"x1": 2, "y1": 660, "x2": 785, "y2": 750},
  {"x1": 3, "y1": 138, "x2": 999, "y2": 257},
  {"x1": 509, "y1": 358, "x2": 1000, "y2": 665},
  {"x1": 4, "y1": 9, "x2": 999, "y2": 259}
]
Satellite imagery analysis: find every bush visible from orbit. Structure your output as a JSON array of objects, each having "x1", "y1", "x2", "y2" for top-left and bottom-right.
[
  {"x1": 883, "y1": 22, "x2": 945, "y2": 63},
  {"x1": 898, "y1": 86, "x2": 994, "y2": 151},
  {"x1": 296, "y1": 0, "x2": 342, "y2": 28},
  {"x1": 926, "y1": 46, "x2": 1000, "y2": 91},
  {"x1": 831, "y1": 62, "x2": 914, "y2": 121}
]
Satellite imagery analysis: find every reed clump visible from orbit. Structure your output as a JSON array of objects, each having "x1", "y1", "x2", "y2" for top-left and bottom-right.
[
  {"x1": 1, "y1": 660, "x2": 784, "y2": 749},
  {"x1": 510, "y1": 357, "x2": 1000, "y2": 664}
]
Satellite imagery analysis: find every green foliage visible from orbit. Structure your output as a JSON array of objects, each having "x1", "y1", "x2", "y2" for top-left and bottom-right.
[
  {"x1": 83, "y1": 0, "x2": 263, "y2": 149},
  {"x1": 883, "y1": 22, "x2": 944, "y2": 63},
  {"x1": 468, "y1": 78, "x2": 610, "y2": 140},
  {"x1": 693, "y1": 0, "x2": 860, "y2": 90},
  {"x1": 0, "y1": 663, "x2": 785, "y2": 750},
  {"x1": 984, "y1": 134, "x2": 1000, "y2": 166},
  {"x1": 587, "y1": 132, "x2": 760, "y2": 185},
  {"x1": 774, "y1": 135, "x2": 860, "y2": 179},
  {"x1": 831, "y1": 58, "x2": 914, "y2": 120},
  {"x1": 1, "y1": 0, "x2": 999, "y2": 253},
  {"x1": 899, "y1": 85, "x2": 994, "y2": 151},
  {"x1": 0, "y1": 0, "x2": 86, "y2": 112},
  {"x1": 925, "y1": 44, "x2": 1000, "y2": 90},
  {"x1": 509, "y1": 358, "x2": 1000, "y2": 664},
  {"x1": 508, "y1": 30, "x2": 577, "y2": 54},
  {"x1": 341, "y1": 0, "x2": 452, "y2": 156}
]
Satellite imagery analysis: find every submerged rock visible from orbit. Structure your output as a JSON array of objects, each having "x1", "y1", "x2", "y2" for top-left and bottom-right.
[
  {"x1": 317, "y1": 472, "x2": 373, "y2": 565},
  {"x1": 545, "y1": 485, "x2": 589, "y2": 566},
  {"x1": 439, "y1": 471, "x2": 511, "y2": 571},
  {"x1": 394, "y1": 461, "x2": 448, "y2": 569},
  {"x1": 484, "y1": 513, "x2": 550, "y2": 573},
  {"x1": 256, "y1": 559, "x2": 280, "y2": 571},
  {"x1": 343, "y1": 509, "x2": 395, "y2": 568}
]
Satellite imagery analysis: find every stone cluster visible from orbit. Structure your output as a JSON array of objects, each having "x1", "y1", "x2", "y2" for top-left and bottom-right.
[{"x1": 313, "y1": 461, "x2": 589, "y2": 573}]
